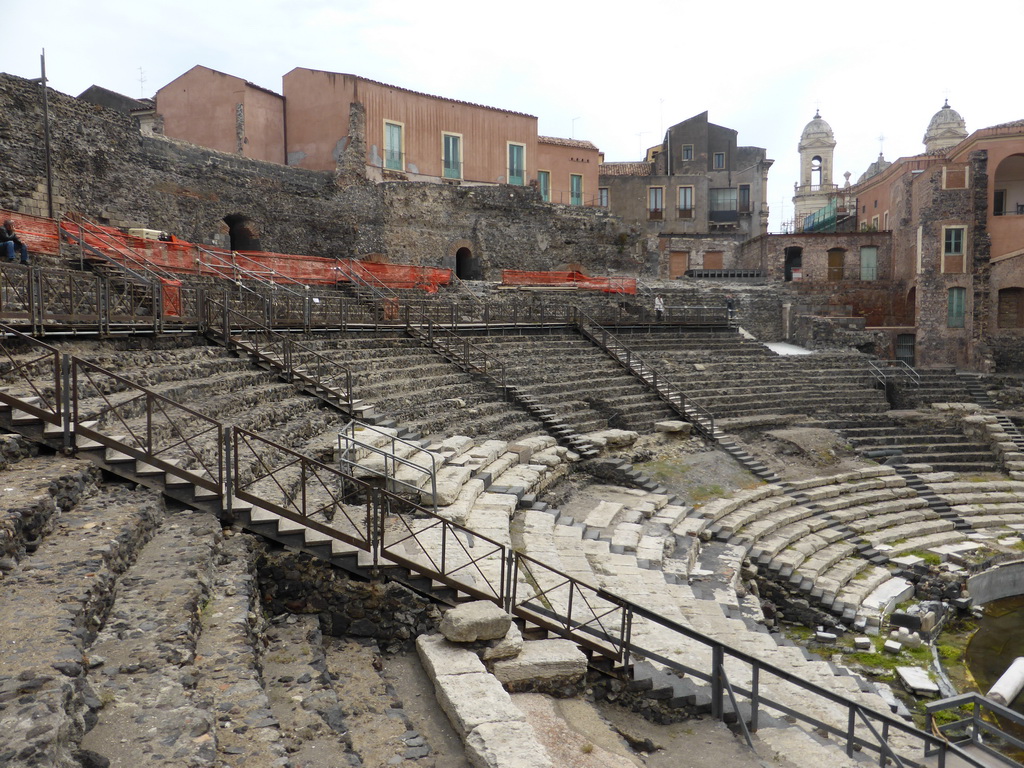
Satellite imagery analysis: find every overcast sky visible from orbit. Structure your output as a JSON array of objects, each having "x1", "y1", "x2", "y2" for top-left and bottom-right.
[{"x1": 7, "y1": 0, "x2": 1022, "y2": 231}]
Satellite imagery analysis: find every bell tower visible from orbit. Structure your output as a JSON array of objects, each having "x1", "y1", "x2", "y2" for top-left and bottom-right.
[{"x1": 793, "y1": 110, "x2": 838, "y2": 228}]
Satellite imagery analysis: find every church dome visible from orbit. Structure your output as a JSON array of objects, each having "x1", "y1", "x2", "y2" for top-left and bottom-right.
[
  {"x1": 799, "y1": 110, "x2": 836, "y2": 150},
  {"x1": 923, "y1": 100, "x2": 968, "y2": 153}
]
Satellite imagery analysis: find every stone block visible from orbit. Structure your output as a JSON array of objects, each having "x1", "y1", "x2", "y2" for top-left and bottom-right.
[
  {"x1": 433, "y1": 671, "x2": 524, "y2": 736},
  {"x1": 417, "y1": 633, "x2": 487, "y2": 678},
  {"x1": 482, "y1": 624, "x2": 523, "y2": 662},
  {"x1": 896, "y1": 666, "x2": 939, "y2": 696},
  {"x1": 854, "y1": 636, "x2": 873, "y2": 651},
  {"x1": 654, "y1": 420, "x2": 691, "y2": 434},
  {"x1": 427, "y1": 465, "x2": 474, "y2": 506},
  {"x1": 465, "y1": 721, "x2": 553, "y2": 768},
  {"x1": 491, "y1": 639, "x2": 586, "y2": 687},
  {"x1": 883, "y1": 639, "x2": 903, "y2": 655},
  {"x1": 585, "y1": 429, "x2": 639, "y2": 447},
  {"x1": 440, "y1": 601, "x2": 512, "y2": 643}
]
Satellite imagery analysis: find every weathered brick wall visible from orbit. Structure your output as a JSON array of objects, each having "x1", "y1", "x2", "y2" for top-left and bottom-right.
[{"x1": 0, "y1": 73, "x2": 634, "y2": 277}]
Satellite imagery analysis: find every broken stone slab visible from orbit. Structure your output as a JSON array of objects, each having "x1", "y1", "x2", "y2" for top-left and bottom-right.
[
  {"x1": 861, "y1": 577, "x2": 915, "y2": 616},
  {"x1": 883, "y1": 639, "x2": 903, "y2": 655},
  {"x1": 425, "y1": 465, "x2": 474, "y2": 506},
  {"x1": 433, "y1": 670, "x2": 526, "y2": 735},
  {"x1": 440, "y1": 601, "x2": 512, "y2": 643},
  {"x1": 482, "y1": 624, "x2": 523, "y2": 662},
  {"x1": 490, "y1": 639, "x2": 587, "y2": 688},
  {"x1": 585, "y1": 429, "x2": 639, "y2": 447},
  {"x1": 465, "y1": 720, "x2": 553, "y2": 768},
  {"x1": 438, "y1": 435, "x2": 475, "y2": 457},
  {"x1": 896, "y1": 666, "x2": 939, "y2": 696},
  {"x1": 854, "y1": 636, "x2": 873, "y2": 651},
  {"x1": 417, "y1": 633, "x2": 487, "y2": 678},
  {"x1": 654, "y1": 420, "x2": 692, "y2": 435}
]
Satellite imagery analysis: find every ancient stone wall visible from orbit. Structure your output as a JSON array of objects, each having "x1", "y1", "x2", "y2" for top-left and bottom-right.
[
  {"x1": 257, "y1": 546, "x2": 441, "y2": 653},
  {"x1": 1, "y1": 73, "x2": 634, "y2": 277}
]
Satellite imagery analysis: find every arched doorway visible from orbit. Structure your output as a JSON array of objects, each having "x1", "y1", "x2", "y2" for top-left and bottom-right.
[
  {"x1": 455, "y1": 247, "x2": 480, "y2": 280},
  {"x1": 783, "y1": 246, "x2": 802, "y2": 282},
  {"x1": 993, "y1": 154, "x2": 1024, "y2": 216},
  {"x1": 223, "y1": 214, "x2": 262, "y2": 252}
]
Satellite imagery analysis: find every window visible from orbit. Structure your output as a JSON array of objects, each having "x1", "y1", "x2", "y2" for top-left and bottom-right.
[
  {"x1": 872, "y1": 215, "x2": 879, "y2": 230},
  {"x1": 995, "y1": 189, "x2": 1007, "y2": 216},
  {"x1": 947, "y1": 287, "x2": 967, "y2": 328},
  {"x1": 598, "y1": 187, "x2": 608, "y2": 208},
  {"x1": 883, "y1": 211, "x2": 889, "y2": 230},
  {"x1": 811, "y1": 156, "x2": 822, "y2": 187},
  {"x1": 709, "y1": 188, "x2": 737, "y2": 222},
  {"x1": 443, "y1": 133, "x2": 462, "y2": 179},
  {"x1": 860, "y1": 246, "x2": 878, "y2": 281},
  {"x1": 537, "y1": 171, "x2": 550, "y2": 202},
  {"x1": 738, "y1": 185, "x2": 750, "y2": 213},
  {"x1": 998, "y1": 287, "x2": 1024, "y2": 328},
  {"x1": 678, "y1": 186, "x2": 694, "y2": 218},
  {"x1": 507, "y1": 143, "x2": 525, "y2": 186},
  {"x1": 384, "y1": 121, "x2": 404, "y2": 171},
  {"x1": 943, "y1": 226, "x2": 965, "y2": 273},
  {"x1": 648, "y1": 187, "x2": 664, "y2": 220},
  {"x1": 682, "y1": 144, "x2": 693, "y2": 161},
  {"x1": 703, "y1": 251, "x2": 724, "y2": 270},
  {"x1": 713, "y1": 152, "x2": 725, "y2": 170},
  {"x1": 570, "y1": 174, "x2": 583, "y2": 206}
]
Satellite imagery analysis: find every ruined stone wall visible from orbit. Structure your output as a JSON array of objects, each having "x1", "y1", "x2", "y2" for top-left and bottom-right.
[{"x1": 0, "y1": 73, "x2": 634, "y2": 276}]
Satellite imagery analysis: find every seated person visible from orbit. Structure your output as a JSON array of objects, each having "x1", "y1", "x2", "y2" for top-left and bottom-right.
[{"x1": 0, "y1": 220, "x2": 29, "y2": 264}]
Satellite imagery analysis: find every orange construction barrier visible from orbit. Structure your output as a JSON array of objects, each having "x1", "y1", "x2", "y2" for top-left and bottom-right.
[
  {"x1": 10, "y1": 209, "x2": 455, "y2": 293},
  {"x1": 501, "y1": 270, "x2": 636, "y2": 294},
  {"x1": 2, "y1": 211, "x2": 61, "y2": 257},
  {"x1": 160, "y1": 279, "x2": 182, "y2": 317}
]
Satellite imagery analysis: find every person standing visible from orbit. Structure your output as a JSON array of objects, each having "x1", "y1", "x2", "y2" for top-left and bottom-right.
[
  {"x1": 654, "y1": 294, "x2": 665, "y2": 322},
  {"x1": 0, "y1": 220, "x2": 29, "y2": 264}
]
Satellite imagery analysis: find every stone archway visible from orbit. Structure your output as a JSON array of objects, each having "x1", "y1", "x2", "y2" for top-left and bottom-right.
[
  {"x1": 447, "y1": 239, "x2": 481, "y2": 280},
  {"x1": 783, "y1": 246, "x2": 802, "y2": 282},
  {"x1": 223, "y1": 213, "x2": 262, "y2": 252}
]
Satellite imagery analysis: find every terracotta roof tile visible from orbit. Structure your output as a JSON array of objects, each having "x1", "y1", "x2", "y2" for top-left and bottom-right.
[
  {"x1": 538, "y1": 136, "x2": 598, "y2": 150},
  {"x1": 599, "y1": 161, "x2": 654, "y2": 176}
]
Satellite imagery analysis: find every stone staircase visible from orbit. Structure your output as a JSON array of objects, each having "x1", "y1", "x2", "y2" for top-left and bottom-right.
[
  {"x1": 610, "y1": 328, "x2": 889, "y2": 421},
  {"x1": 820, "y1": 413, "x2": 1001, "y2": 474},
  {"x1": 461, "y1": 330, "x2": 680, "y2": 436}
]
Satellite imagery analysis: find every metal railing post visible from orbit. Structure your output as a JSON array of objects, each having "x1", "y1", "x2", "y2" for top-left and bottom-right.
[
  {"x1": 61, "y1": 354, "x2": 71, "y2": 453},
  {"x1": 711, "y1": 645, "x2": 724, "y2": 719},
  {"x1": 223, "y1": 426, "x2": 234, "y2": 523}
]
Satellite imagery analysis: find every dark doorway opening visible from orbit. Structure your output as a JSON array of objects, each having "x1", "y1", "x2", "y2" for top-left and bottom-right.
[
  {"x1": 784, "y1": 246, "x2": 803, "y2": 282},
  {"x1": 455, "y1": 247, "x2": 479, "y2": 280},
  {"x1": 224, "y1": 214, "x2": 262, "y2": 252}
]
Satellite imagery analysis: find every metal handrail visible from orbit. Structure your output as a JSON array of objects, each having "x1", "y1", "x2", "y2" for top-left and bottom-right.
[
  {"x1": 868, "y1": 359, "x2": 921, "y2": 387},
  {"x1": 0, "y1": 328, "x2": 993, "y2": 768},
  {"x1": 195, "y1": 245, "x2": 310, "y2": 298},
  {"x1": 410, "y1": 316, "x2": 507, "y2": 389},
  {"x1": 573, "y1": 308, "x2": 716, "y2": 439},
  {"x1": 59, "y1": 214, "x2": 177, "y2": 285},
  {"x1": 926, "y1": 693, "x2": 1024, "y2": 766},
  {"x1": 338, "y1": 420, "x2": 438, "y2": 510},
  {"x1": 211, "y1": 299, "x2": 357, "y2": 414}
]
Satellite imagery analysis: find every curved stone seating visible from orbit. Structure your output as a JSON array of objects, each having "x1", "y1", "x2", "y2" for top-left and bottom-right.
[{"x1": 462, "y1": 331, "x2": 678, "y2": 435}]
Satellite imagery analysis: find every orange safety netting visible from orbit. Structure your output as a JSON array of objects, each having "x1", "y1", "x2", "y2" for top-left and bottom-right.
[
  {"x1": 160, "y1": 279, "x2": 182, "y2": 317},
  {"x1": 1, "y1": 211, "x2": 61, "y2": 256},
  {"x1": 501, "y1": 270, "x2": 636, "y2": 294},
  {"x1": 33, "y1": 212, "x2": 452, "y2": 292}
]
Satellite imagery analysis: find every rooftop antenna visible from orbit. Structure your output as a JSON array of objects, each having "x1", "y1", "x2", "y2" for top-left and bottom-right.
[
  {"x1": 571, "y1": 116, "x2": 581, "y2": 139},
  {"x1": 636, "y1": 130, "x2": 650, "y2": 159},
  {"x1": 878, "y1": 133, "x2": 886, "y2": 156},
  {"x1": 138, "y1": 67, "x2": 146, "y2": 98}
]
